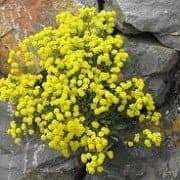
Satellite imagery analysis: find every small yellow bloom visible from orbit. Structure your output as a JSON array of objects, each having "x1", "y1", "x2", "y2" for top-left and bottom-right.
[
  {"x1": 97, "y1": 166, "x2": 104, "y2": 173},
  {"x1": 106, "y1": 150, "x2": 114, "y2": 159},
  {"x1": 81, "y1": 154, "x2": 87, "y2": 163},
  {"x1": 14, "y1": 138, "x2": 22, "y2": 145},
  {"x1": 144, "y1": 139, "x2": 152, "y2": 148},
  {"x1": 28, "y1": 129, "x2": 35, "y2": 135},
  {"x1": 134, "y1": 133, "x2": 140, "y2": 143},
  {"x1": 127, "y1": 141, "x2": 134, "y2": 147},
  {"x1": 91, "y1": 121, "x2": 100, "y2": 129}
]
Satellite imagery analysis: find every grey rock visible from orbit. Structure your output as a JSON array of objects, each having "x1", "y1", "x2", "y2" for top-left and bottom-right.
[
  {"x1": 155, "y1": 34, "x2": 180, "y2": 51},
  {"x1": 79, "y1": 0, "x2": 99, "y2": 9},
  {"x1": 0, "y1": 103, "x2": 80, "y2": 180},
  {"x1": 104, "y1": 0, "x2": 180, "y2": 34},
  {"x1": 0, "y1": 102, "x2": 13, "y2": 132},
  {"x1": 85, "y1": 146, "x2": 180, "y2": 180},
  {"x1": 145, "y1": 76, "x2": 170, "y2": 106},
  {"x1": 104, "y1": 0, "x2": 140, "y2": 34},
  {"x1": 123, "y1": 35, "x2": 179, "y2": 77},
  {"x1": 85, "y1": 174, "x2": 124, "y2": 180},
  {"x1": 0, "y1": 133, "x2": 22, "y2": 154},
  {"x1": 0, "y1": 103, "x2": 20, "y2": 154},
  {"x1": 0, "y1": 138, "x2": 79, "y2": 180},
  {"x1": 175, "y1": 171, "x2": 180, "y2": 180},
  {"x1": 85, "y1": 145, "x2": 151, "y2": 180},
  {"x1": 141, "y1": 167, "x2": 159, "y2": 180},
  {"x1": 121, "y1": 35, "x2": 179, "y2": 106},
  {"x1": 104, "y1": 0, "x2": 180, "y2": 51},
  {"x1": 169, "y1": 150, "x2": 180, "y2": 179},
  {"x1": 23, "y1": 172, "x2": 76, "y2": 180},
  {"x1": 155, "y1": 148, "x2": 180, "y2": 180}
]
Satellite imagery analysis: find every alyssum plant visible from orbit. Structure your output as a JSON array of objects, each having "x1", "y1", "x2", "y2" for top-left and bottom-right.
[{"x1": 0, "y1": 8, "x2": 162, "y2": 174}]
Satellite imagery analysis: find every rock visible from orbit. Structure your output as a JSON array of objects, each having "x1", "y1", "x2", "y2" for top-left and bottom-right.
[
  {"x1": 145, "y1": 76, "x2": 170, "y2": 106},
  {"x1": 168, "y1": 149, "x2": 180, "y2": 179},
  {"x1": 0, "y1": 139, "x2": 80, "y2": 180},
  {"x1": 79, "y1": 0, "x2": 99, "y2": 9},
  {"x1": 155, "y1": 34, "x2": 180, "y2": 51},
  {"x1": 123, "y1": 35, "x2": 179, "y2": 78},
  {"x1": 8, "y1": 139, "x2": 80, "y2": 180},
  {"x1": 0, "y1": 103, "x2": 13, "y2": 132},
  {"x1": 85, "y1": 145, "x2": 150, "y2": 180},
  {"x1": 155, "y1": 148, "x2": 180, "y2": 180},
  {"x1": 0, "y1": 0, "x2": 82, "y2": 74},
  {"x1": 0, "y1": 133, "x2": 22, "y2": 154},
  {"x1": 0, "y1": 26, "x2": 16, "y2": 74},
  {"x1": 85, "y1": 145, "x2": 180, "y2": 180},
  {"x1": 104, "y1": 0, "x2": 180, "y2": 34},
  {"x1": 0, "y1": 136, "x2": 80, "y2": 180},
  {"x1": 104, "y1": 0, "x2": 180, "y2": 51},
  {"x1": 0, "y1": 103, "x2": 81, "y2": 180},
  {"x1": 121, "y1": 35, "x2": 179, "y2": 106},
  {"x1": 0, "y1": 103, "x2": 19, "y2": 154},
  {"x1": 104, "y1": 0, "x2": 140, "y2": 34},
  {"x1": 0, "y1": 0, "x2": 82, "y2": 40}
]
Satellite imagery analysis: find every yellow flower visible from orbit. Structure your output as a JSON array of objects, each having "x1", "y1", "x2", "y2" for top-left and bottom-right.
[
  {"x1": 134, "y1": 133, "x2": 140, "y2": 143},
  {"x1": 41, "y1": 134, "x2": 46, "y2": 141},
  {"x1": 96, "y1": 143, "x2": 104, "y2": 152},
  {"x1": 106, "y1": 150, "x2": 114, "y2": 159},
  {"x1": 16, "y1": 128, "x2": 21, "y2": 134},
  {"x1": 91, "y1": 121, "x2": 100, "y2": 129},
  {"x1": 127, "y1": 141, "x2": 134, "y2": 147},
  {"x1": 144, "y1": 139, "x2": 152, "y2": 148},
  {"x1": 87, "y1": 166, "x2": 95, "y2": 175},
  {"x1": 28, "y1": 129, "x2": 35, "y2": 135},
  {"x1": 101, "y1": 127, "x2": 110, "y2": 135},
  {"x1": 21, "y1": 123, "x2": 27, "y2": 131},
  {"x1": 81, "y1": 154, "x2": 87, "y2": 163},
  {"x1": 97, "y1": 166, "x2": 104, "y2": 173},
  {"x1": 14, "y1": 138, "x2": 22, "y2": 145}
]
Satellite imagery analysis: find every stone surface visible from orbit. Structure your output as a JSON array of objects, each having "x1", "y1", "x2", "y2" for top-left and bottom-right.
[
  {"x1": 155, "y1": 34, "x2": 180, "y2": 51},
  {"x1": 104, "y1": 0, "x2": 180, "y2": 50},
  {"x1": 0, "y1": 0, "x2": 82, "y2": 40},
  {"x1": 79, "y1": 0, "x2": 99, "y2": 9},
  {"x1": 145, "y1": 76, "x2": 170, "y2": 107},
  {"x1": 123, "y1": 35, "x2": 179, "y2": 78},
  {"x1": 104, "y1": 0, "x2": 140, "y2": 34},
  {"x1": 104, "y1": 0, "x2": 180, "y2": 33},
  {"x1": 0, "y1": 140, "x2": 80, "y2": 180},
  {"x1": 0, "y1": 103, "x2": 81, "y2": 180},
  {"x1": 121, "y1": 35, "x2": 179, "y2": 106},
  {"x1": 0, "y1": 0, "x2": 82, "y2": 74},
  {"x1": 0, "y1": 26, "x2": 16, "y2": 74},
  {"x1": 0, "y1": 103, "x2": 19, "y2": 154},
  {"x1": 85, "y1": 145, "x2": 180, "y2": 180},
  {"x1": 136, "y1": 47, "x2": 177, "y2": 75}
]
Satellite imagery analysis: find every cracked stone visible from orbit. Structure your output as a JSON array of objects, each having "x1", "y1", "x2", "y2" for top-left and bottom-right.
[
  {"x1": 0, "y1": 0, "x2": 82, "y2": 74},
  {"x1": 104, "y1": 0, "x2": 180, "y2": 51}
]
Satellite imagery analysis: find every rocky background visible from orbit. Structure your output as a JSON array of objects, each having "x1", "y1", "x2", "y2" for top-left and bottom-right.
[{"x1": 0, "y1": 0, "x2": 179, "y2": 180}]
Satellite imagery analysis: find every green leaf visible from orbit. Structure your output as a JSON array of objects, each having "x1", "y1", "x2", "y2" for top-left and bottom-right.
[
  {"x1": 110, "y1": 136, "x2": 119, "y2": 142},
  {"x1": 114, "y1": 124, "x2": 127, "y2": 130}
]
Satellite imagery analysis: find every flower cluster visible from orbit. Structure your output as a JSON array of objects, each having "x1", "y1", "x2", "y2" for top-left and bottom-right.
[
  {"x1": 0, "y1": 8, "x2": 162, "y2": 174},
  {"x1": 143, "y1": 129, "x2": 162, "y2": 147}
]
